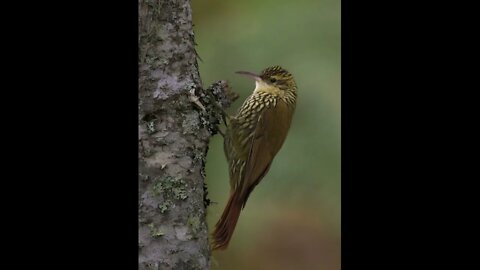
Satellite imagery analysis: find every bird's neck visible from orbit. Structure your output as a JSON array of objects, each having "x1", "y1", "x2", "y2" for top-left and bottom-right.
[{"x1": 253, "y1": 80, "x2": 282, "y2": 96}]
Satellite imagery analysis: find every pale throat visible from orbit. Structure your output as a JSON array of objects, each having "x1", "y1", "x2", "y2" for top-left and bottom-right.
[{"x1": 253, "y1": 80, "x2": 284, "y2": 97}]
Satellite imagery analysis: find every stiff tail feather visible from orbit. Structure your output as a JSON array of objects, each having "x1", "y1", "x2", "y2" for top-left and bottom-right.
[{"x1": 211, "y1": 191, "x2": 243, "y2": 250}]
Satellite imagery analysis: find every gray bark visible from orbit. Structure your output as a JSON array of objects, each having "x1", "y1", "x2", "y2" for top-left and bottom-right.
[{"x1": 139, "y1": 0, "x2": 237, "y2": 269}]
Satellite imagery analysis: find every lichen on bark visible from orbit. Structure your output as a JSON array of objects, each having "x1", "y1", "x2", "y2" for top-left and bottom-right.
[{"x1": 139, "y1": 0, "x2": 237, "y2": 269}]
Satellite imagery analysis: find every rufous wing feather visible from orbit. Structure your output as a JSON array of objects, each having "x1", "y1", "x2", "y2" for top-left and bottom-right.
[
  {"x1": 240, "y1": 101, "x2": 293, "y2": 204},
  {"x1": 212, "y1": 100, "x2": 293, "y2": 250}
]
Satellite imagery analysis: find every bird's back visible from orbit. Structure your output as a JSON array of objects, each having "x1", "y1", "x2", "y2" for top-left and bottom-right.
[{"x1": 224, "y1": 91, "x2": 294, "y2": 197}]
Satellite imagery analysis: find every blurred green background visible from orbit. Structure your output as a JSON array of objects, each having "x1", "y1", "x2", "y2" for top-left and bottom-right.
[{"x1": 192, "y1": 0, "x2": 340, "y2": 269}]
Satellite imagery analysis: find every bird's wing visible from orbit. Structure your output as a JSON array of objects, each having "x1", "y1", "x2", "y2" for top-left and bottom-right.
[{"x1": 239, "y1": 101, "x2": 293, "y2": 207}]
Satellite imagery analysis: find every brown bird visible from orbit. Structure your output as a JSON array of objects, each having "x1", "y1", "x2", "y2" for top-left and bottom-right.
[{"x1": 212, "y1": 66, "x2": 297, "y2": 250}]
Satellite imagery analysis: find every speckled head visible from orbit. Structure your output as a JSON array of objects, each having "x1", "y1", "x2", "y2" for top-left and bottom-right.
[{"x1": 236, "y1": 66, "x2": 297, "y2": 94}]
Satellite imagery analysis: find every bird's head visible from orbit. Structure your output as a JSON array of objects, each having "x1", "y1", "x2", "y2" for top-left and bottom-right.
[{"x1": 236, "y1": 66, "x2": 297, "y2": 96}]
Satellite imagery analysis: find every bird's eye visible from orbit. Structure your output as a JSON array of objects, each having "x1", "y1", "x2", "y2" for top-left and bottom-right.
[{"x1": 269, "y1": 78, "x2": 277, "y2": 83}]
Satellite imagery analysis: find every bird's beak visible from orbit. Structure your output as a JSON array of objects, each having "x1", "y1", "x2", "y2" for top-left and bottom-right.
[{"x1": 235, "y1": 71, "x2": 262, "y2": 82}]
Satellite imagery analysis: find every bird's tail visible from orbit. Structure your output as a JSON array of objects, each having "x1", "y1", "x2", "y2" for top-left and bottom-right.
[{"x1": 211, "y1": 190, "x2": 243, "y2": 250}]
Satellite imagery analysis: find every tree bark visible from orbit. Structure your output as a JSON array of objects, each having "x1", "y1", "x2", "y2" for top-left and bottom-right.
[{"x1": 139, "y1": 0, "x2": 237, "y2": 269}]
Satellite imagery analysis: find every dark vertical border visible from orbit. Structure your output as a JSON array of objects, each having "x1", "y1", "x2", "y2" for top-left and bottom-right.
[
  {"x1": 5, "y1": 0, "x2": 139, "y2": 265},
  {"x1": 340, "y1": 0, "x2": 454, "y2": 267},
  {"x1": 38, "y1": 0, "x2": 140, "y2": 268},
  {"x1": 342, "y1": 0, "x2": 406, "y2": 268},
  {"x1": 87, "y1": 0, "x2": 140, "y2": 267}
]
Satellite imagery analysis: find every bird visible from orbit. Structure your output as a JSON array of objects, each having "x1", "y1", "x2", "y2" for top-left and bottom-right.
[{"x1": 211, "y1": 65, "x2": 297, "y2": 250}]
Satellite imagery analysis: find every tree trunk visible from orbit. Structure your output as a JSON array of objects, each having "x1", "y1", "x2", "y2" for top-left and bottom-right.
[{"x1": 138, "y1": 0, "x2": 237, "y2": 269}]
